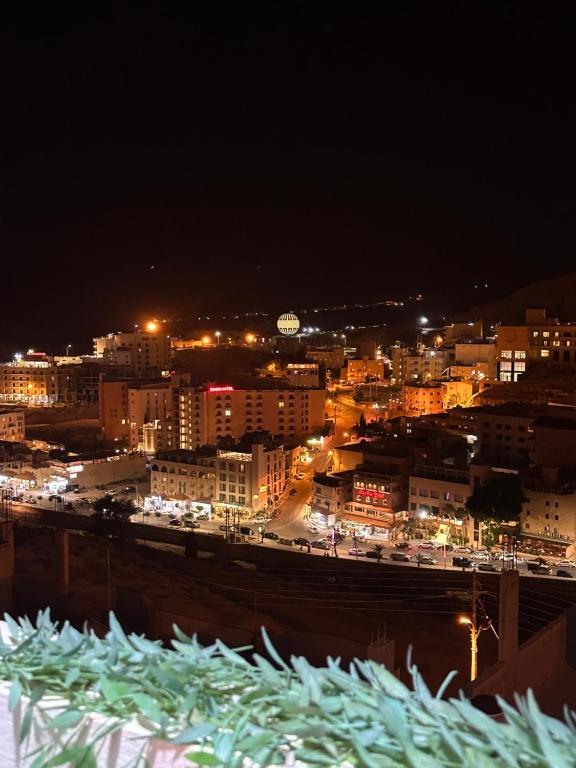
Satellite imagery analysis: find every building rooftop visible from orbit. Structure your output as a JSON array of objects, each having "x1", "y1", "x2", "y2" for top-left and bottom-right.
[{"x1": 313, "y1": 471, "x2": 353, "y2": 488}]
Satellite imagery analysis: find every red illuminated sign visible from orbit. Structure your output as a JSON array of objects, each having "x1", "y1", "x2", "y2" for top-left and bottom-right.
[{"x1": 208, "y1": 386, "x2": 234, "y2": 393}]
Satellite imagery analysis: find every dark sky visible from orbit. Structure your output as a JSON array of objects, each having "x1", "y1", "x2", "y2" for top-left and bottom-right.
[{"x1": 3, "y1": 3, "x2": 576, "y2": 347}]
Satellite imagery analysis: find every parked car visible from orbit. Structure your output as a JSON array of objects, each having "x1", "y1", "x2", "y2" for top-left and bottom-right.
[
  {"x1": 389, "y1": 552, "x2": 411, "y2": 562},
  {"x1": 557, "y1": 569, "x2": 574, "y2": 578},
  {"x1": 394, "y1": 542, "x2": 412, "y2": 550},
  {"x1": 293, "y1": 537, "x2": 311, "y2": 547},
  {"x1": 64, "y1": 502, "x2": 74, "y2": 510},
  {"x1": 195, "y1": 513, "x2": 209, "y2": 521},
  {"x1": 279, "y1": 537, "x2": 294, "y2": 546},
  {"x1": 169, "y1": 519, "x2": 183, "y2": 527},
  {"x1": 452, "y1": 556, "x2": 475, "y2": 569},
  {"x1": 527, "y1": 561, "x2": 551, "y2": 574},
  {"x1": 471, "y1": 551, "x2": 490, "y2": 561},
  {"x1": 218, "y1": 524, "x2": 237, "y2": 532},
  {"x1": 311, "y1": 540, "x2": 330, "y2": 550},
  {"x1": 477, "y1": 563, "x2": 499, "y2": 572},
  {"x1": 557, "y1": 560, "x2": 576, "y2": 569},
  {"x1": 348, "y1": 548, "x2": 366, "y2": 557},
  {"x1": 186, "y1": 521, "x2": 200, "y2": 529},
  {"x1": 415, "y1": 553, "x2": 437, "y2": 565},
  {"x1": 455, "y1": 546, "x2": 472, "y2": 553},
  {"x1": 364, "y1": 550, "x2": 380, "y2": 559},
  {"x1": 418, "y1": 542, "x2": 436, "y2": 550},
  {"x1": 264, "y1": 531, "x2": 280, "y2": 541}
]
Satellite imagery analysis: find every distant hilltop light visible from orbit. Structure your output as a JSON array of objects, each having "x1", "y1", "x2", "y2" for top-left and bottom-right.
[{"x1": 277, "y1": 312, "x2": 300, "y2": 336}]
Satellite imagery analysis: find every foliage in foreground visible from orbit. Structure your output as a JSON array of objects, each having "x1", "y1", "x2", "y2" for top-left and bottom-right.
[{"x1": 0, "y1": 610, "x2": 575, "y2": 767}]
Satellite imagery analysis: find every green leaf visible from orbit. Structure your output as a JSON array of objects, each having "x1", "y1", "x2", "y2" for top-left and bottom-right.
[
  {"x1": 184, "y1": 752, "x2": 221, "y2": 766},
  {"x1": 20, "y1": 705, "x2": 33, "y2": 743},
  {"x1": 8, "y1": 679, "x2": 22, "y2": 712},
  {"x1": 46, "y1": 709, "x2": 84, "y2": 730},
  {"x1": 132, "y1": 693, "x2": 164, "y2": 723},
  {"x1": 44, "y1": 746, "x2": 96, "y2": 767},
  {"x1": 173, "y1": 723, "x2": 217, "y2": 744},
  {"x1": 100, "y1": 677, "x2": 131, "y2": 703}
]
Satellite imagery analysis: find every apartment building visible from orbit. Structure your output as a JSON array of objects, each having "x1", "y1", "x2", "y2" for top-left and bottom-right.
[
  {"x1": 305, "y1": 347, "x2": 345, "y2": 369},
  {"x1": 151, "y1": 435, "x2": 286, "y2": 514},
  {"x1": 93, "y1": 330, "x2": 171, "y2": 377},
  {"x1": 341, "y1": 357, "x2": 385, "y2": 384},
  {"x1": 403, "y1": 383, "x2": 444, "y2": 416},
  {"x1": 496, "y1": 308, "x2": 576, "y2": 381},
  {"x1": 343, "y1": 465, "x2": 407, "y2": 530},
  {"x1": 99, "y1": 379, "x2": 170, "y2": 449},
  {"x1": 311, "y1": 471, "x2": 354, "y2": 521},
  {"x1": 451, "y1": 342, "x2": 497, "y2": 380},
  {"x1": 285, "y1": 363, "x2": 320, "y2": 387},
  {"x1": 169, "y1": 378, "x2": 326, "y2": 450},
  {"x1": 408, "y1": 463, "x2": 471, "y2": 519},
  {"x1": 0, "y1": 409, "x2": 25, "y2": 442}
]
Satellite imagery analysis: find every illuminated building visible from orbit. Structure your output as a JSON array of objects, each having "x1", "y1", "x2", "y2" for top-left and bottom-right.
[
  {"x1": 402, "y1": 383, "x2": 444, "y2": 417},
  {"x1": 168, "y1": 376, "x2": 326, "y2": 450},
  {"x1": 99, "y1": 379, "x2": 170, "y2": 449},
  {"x1": 0, "y1": 409, "x2": 25, "y2": 441},
  {"x1": 285, "y1": 363, "x2": 320, "y2": 387},
  {"x1": 390, "y1": 346, "x2": 452, "y2": 385},
  {"x1": 495, "y1": 308, "x2": 576, "y2": 382},
  {"x1": 150, "y1": 435, "x2": 285, "y2": 514},
  {"x1": 343, "y1": 465, "x2": 407, "y2": 534},
  {"x1": 341, "y1": 357, "x2": 384, "y2": 384},
  {"x1": 93, "y1": 330, "x2": 171, "y2": 377}
]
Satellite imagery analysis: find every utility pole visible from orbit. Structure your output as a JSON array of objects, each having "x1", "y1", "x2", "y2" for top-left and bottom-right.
[{"x1": 458, "y1": 570, "x2": 499, "y2": 682}]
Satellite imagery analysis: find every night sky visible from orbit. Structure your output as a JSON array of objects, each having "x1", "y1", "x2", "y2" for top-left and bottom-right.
[{"x1": 3, "y1": 3, "x2": 576, "y2": 347}]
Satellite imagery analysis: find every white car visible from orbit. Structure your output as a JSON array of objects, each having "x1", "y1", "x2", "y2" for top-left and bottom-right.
[
  {"x1": 471, "y1": 551, "x2": 490, "y2": 560},
  {"x1": 455, "y1": 546, "x2": 472, "y2": 553},
  {"x1": 557, "y1": 560, "x2": 576, "y2": 569}
]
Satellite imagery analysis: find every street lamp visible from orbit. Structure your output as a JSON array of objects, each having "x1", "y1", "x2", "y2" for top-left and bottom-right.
[
  {"x1": 215, "y1": 331, "x2": 221, "y2": 345},
  {"x1": 66, "y1": 344, "x2": 72, "y2": 357}
]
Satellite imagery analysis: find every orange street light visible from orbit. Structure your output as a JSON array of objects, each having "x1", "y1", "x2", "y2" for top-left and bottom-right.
[
  {"x1": 202, "y1": 335, "x2": 212, "y2": 346},
  {"x1": 146, "y1": 321, "x2": 158, "y2": 332},
  {"x1": 245, "y1": 333, "x2": 256, "y2": 344}
]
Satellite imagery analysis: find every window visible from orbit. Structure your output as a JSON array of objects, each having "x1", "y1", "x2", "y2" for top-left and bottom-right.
[
  {"x1": 555, "y1": 515, "x2": 559, "y2": 521},
  {"x1": 500, "y1": 362, "x2": 512, "y2": 372},
  {"x1": 454, "y1": 494, "x2": 464, "y2": 503},
  {"x1": 515, "y1": 362, "x2": 526, "y2": 372},
  {"x1": 410, "y1": 487, "x2": 417, "y2": 496},
  {"x1": 514, "y1": 350, "x2": 526, "y2": 359},
  {"x1": 540, "y1": 349, "x2": 549, "y2": 358},
  {"x1": 500, "y1": 350, "x2": 512, "y2": 359},
  {"x1": 430, "y1": 490, "x2": 440, "y2": 499},
  {"x1": 419, "y1": 489, "x2": 428, "y2": 497},
  {"x1": 542, "y1": 331, "x2": 550, "y2": 338}
]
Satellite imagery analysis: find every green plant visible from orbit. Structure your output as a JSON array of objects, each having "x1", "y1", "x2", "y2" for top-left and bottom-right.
[{"x1": 1, "y1": 610, "x2": 576, "y2": 767}]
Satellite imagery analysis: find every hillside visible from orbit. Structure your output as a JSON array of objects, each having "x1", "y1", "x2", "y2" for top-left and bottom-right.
[{"x1": 461, "y1": 271, "x2": 576, "y2": 323}]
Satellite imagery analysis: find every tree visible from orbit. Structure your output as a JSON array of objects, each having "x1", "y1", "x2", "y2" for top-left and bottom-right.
[
  {"x1": 466, "y1": 474, "x2": 526, "y2": 548},
  {"x1": 465, "y1": 475, "x2": 526, "y2": 523},
  {"x1": 92, "y1": 494, "x2": 136, "y2": 523}
]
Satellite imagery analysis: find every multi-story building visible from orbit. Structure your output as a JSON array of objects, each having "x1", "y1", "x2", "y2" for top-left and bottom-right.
[
  {"x1": 0, "y1": 409, "x2": 25, "y2": 442},
  {"x1": 285, "y1": 363, "x2": 320, "y2": 387},
  {"x1": 390, "y1": 346, "x2": 451, "y2": 385},
  {"x1": 473, "y1": 404, "x2": 536, "y2": 467},
  {"x1": 305, "y1": 347, "x2": 345, "y2": 370},
  {"x1": 93, "y1": 329, "x2": 171, "y2": 377},
  {"x1": 99, "y1": 379, "x2": 170, "y2": 449},
  {"x1": 341, "y1": 357, "x2": 385, "y2": 384},
  {"x1": 495, "y1": 308, "x2": 576, "y2": 382},
  {"x1": 343, "y1": 465, "x2": 407, "y2": 532},
  {"x1": 408, "y1": 463, "x2": 471, "y2": 520},
  {"x1": 403, "y1": 383, "x2": 444, "y2": 416},
  {"x1": 168, "y1": 377, "x2": 326, "y2": 450},
  {"x1": 311, "y1": 471, "x2": 354, "y2": 523},
  {"x1": 443, "y1": 320, "x2": 484, "y2": 344},
  {"x1": 451, "y1": 342, "x2": 497, "y2": 380},
  {"x1": 150, "y1": 434, "x2": 286, "y2": 515},
  {"x1": 520, "y1": 468, "x2": 576, "y2": 553}
]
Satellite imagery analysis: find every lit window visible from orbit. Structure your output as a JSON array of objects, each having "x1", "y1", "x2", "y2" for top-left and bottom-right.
[
  {"x1": 278, "y1": 401, "x2": 285, "y2": 408},
  {"x1": 540, "y1": 349, "x2": 549, "y2": 358},
  {"x1": 515, "y1": 362, "x2": 526, "y2": 372},
  {"x1": 500, "y1": 350, "x2": 512, "y2": 359},
  {"x1": 553, "y1": 341, "x2": 561, "y2": 347},
  {"x1": 500, "y1": 362, "x2": 512, "y2": 371},
  {"x1": 532, "y1": 331, "x2": 539, "y2": 337},
  {"x1": 225, "y1": 409, "x2": 231, "y2": 416},
  {"x1": 514, "y1": 350, "x2": 526, "y2": 359},
  {"x1": 543, "y1": 331, "x2": 550, "y2": 338}
]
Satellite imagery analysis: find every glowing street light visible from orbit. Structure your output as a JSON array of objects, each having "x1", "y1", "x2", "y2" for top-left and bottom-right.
[
  {"x1": 202, "y1": 335, "x2": 212, "y2": 346},
  {"x1": 215, "y1": 331, "x2": 221, "y2": 345},
  {"x1": 146, "y1": 321, "x2": 158, "y2": 332},
  {"x1": 245, "y1": 333, "x2": 256, "y2": 344}
]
